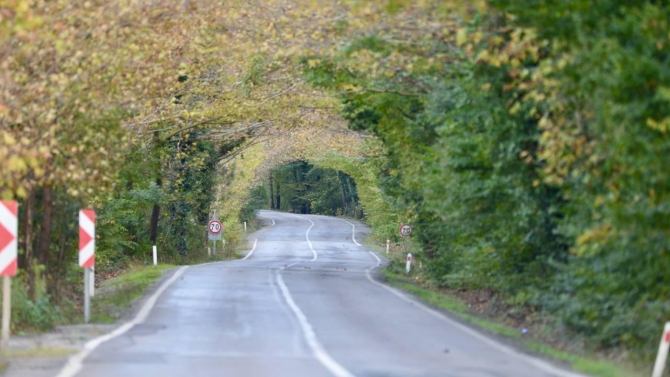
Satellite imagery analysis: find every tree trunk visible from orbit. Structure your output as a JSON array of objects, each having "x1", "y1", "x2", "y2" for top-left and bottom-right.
[
  {"x1": 38, "y1": 184, "x2": 53, "y2": 266},
  {"x1": 276, "y1": 179, "x2": 281, "y2": 210},
  {"x1": 18, "y1": 189, "x2": 35, "y2": 270},
  {"x1": 149, "y1": 177, "x2": 162, "y2": 244},
  {"x1": 337, "y1": 172, "x2": 347, "y2": 216},
  {"x1": 21, "y1": 189, "x2": 36, "y2": 298},
  {"x1": 269, "y1": 173, "x2": 275, "y2": 209},
  {"x1": 126, "y1": 181, "x2": 138, "y2": 243}
]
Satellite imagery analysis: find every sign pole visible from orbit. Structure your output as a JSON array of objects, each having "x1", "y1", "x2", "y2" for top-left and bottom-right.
[
  {"x1": 90, "y1": 266, "x2": 95, "y2": 297},
  {"x1": 2, "y1": 276, "x2": 10, "y2": 349},
  {"x1": 213, "y1": 240, "x2": 216, "y2": 255},
  {"x1": 84, "y1": 268, "x2": 90, "y2": 323},
  {"x1": 0, "y1": 200, "x2": 18, "y2": 350}
]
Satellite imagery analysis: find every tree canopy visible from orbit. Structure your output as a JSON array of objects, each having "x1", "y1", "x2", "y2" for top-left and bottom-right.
[{"x1": 1, "y1": 0, "x2": 668, "y2": 366}]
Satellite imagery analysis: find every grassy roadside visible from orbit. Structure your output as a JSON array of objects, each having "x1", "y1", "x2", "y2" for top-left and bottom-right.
[
  {"x1": 367, "y1": 240, "x2": 644, "y2": 377},
  {"x1": 91, "y1": 264, "x2": 175, "y2": 323}
]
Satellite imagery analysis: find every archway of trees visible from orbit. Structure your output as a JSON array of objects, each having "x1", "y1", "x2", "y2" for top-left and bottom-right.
[{"x1": 3, "y1": 0, "x2": 670, "y2": 365}]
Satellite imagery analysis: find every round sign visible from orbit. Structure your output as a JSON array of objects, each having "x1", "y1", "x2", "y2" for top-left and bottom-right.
[
  {"x1": 399, "y1": 224, "x2": 412, "y2": 237},
  {"x1": 208, "y1": 220, "x2": 222, "y2": 235}
]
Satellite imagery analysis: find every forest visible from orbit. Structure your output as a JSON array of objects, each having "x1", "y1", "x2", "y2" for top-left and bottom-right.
[{"x1": 1, "y1": 0, "x2": 669, "y2": 369}]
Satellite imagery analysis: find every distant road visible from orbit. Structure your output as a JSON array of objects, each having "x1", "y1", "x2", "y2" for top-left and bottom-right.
[{"x1": 60, "y1": 210, "x2": 583, "y2": 377}]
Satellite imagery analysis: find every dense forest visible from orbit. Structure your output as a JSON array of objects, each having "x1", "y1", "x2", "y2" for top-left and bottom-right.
[{"x1": 1, "y1": 0, "x2": 669, "y2": 368}]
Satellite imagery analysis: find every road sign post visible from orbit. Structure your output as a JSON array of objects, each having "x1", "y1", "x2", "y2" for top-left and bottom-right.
[
  {"x1": 0, "y1": 200, "x2": 18, "y2": 349},
  {"x1": 399, "y1": 224, "x2": 412, "y2": 257},
  {"x1": 208, "y1": 215, "x2": 223, "y2": 256}
]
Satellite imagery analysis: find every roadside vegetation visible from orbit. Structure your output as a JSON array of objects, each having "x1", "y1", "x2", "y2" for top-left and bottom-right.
[{"x1": 1, "y1": 0, "x2": 668, "y2": 374}]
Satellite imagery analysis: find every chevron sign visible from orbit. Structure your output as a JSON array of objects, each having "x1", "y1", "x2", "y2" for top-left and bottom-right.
[
  {"x1": 79, "y1": 209, "x2": 95, "y2": 268},
  {"x1": 0, "y1": 201, "x2": 18, "y2": 277}
]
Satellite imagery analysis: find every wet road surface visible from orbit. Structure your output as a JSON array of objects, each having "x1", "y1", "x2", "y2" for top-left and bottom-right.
[{"x1": 61, "y1": 211, "x2": 583, "y2": 377}]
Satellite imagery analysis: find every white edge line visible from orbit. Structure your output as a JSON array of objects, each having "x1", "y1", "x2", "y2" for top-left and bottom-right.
[
  {"x1": 241, "y1": 239, "x2": 258, "y2": 260},
  {"x1": 197, "y1": 238, "x2": 258, "y2": 267},
  {"x1": 364, "y1": 270, "x2": 585, "y2": 377},
  {"x1": 339, "y1": 219, "x2": 362, "y2": 246},
  {"x1": 56, "y1": 266, "x2": 189, "y2": 377},
  {"x1": 276, "y1": 272, "x2": 355, "y2": 377},
  {"x1": 345, "y1": 215, "x2": 580, "y2": 376},
  {"x1": 338, "y1": 218, "x2": 382, "y2": 267},
  {"x1": 257, "y1": 213, "x2": 276, "y2": 226}
]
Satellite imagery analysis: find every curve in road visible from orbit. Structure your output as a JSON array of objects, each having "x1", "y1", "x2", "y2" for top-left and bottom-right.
[{"x1": 56, "y1": 210, "x2": 584, "y2": 377}]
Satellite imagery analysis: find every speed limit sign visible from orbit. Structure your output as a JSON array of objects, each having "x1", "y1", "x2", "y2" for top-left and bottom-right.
[
  {"x1": 209, "y1": 220, "x2": 222, "y2": 235},
  {"x1": 399, "y1": 224, "x2": 412, "y2": 237}
]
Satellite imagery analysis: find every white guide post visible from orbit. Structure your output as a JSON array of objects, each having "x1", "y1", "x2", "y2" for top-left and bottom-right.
[
  {"x1": 652, "y1": 322, "x2": 670, "y2": 377},
  {"x1": 386, "y1": 239, "x2": 390, "y2": 254},
  {"x1": 208, "y1": 247, "x2": 211, "y2": 257},
  {"x1": 152, "y1": 245, "x2": 158, "y2": 266},
  {"x1": 406, "y1": 253, "x2": 412, "y2": 274},
  {"x1": 244, "y1": 222, "x2": 247, "y2": 233}
]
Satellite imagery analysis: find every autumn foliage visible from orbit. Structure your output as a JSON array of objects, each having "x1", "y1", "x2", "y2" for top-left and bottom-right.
[{"x1": 1, "y1": 0, "x2": 669, "y2": 366}]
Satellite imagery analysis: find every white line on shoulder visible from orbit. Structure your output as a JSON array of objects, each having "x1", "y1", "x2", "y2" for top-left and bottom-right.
[
  {"x1": 338, "y1": 219, "x2": 362, "y2": 246},
  {"x1": 364, "y1": 270, "x2": 584, "y2": 377},
  {"x1": 56, "y1": 266, "x2": 189, "y2": 377},
  {"x1": 241, "y1": 238, "x2": 258, "y2": 260}
]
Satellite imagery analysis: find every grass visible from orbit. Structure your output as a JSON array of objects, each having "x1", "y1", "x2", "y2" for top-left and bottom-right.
[
  {"x1": 91, "y1": 264, "x2": 175, "y2": 323},
  {"x1": 0, "y1": 347, "x2": 76, "y2": 358},
  {"x1": 380, "y1": 269, "x2": 641, "y2": 377}
]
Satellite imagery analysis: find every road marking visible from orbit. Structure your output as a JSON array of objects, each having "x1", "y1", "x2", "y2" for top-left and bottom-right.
[
  {"x1": 306, "y1": 218, "x2": 316, "y2": 261},
  {"x1": 297, "y1": 216, "x2": 317, "y2": 261},
  {"x1": 338, "y1": 218, "x2": 381, "y2": 265},
  {"x1": 56, "y1": 266, "x2": 189, "y2": 377},
  {"x1": 364, "y1": 270, "x2": 585, "y2": 377},
  {"x1": 338, "y1": 219, "x2": 362, "y2": 246},
  {"x1": 258, "y1": 213, "x2": 276, "y2": 226},
  {"x1": 196, "y1": 238, "x2": 258, "y2": 267},
  {"x1": 269, "y1": 272, "x2": 304, "y2": 355},
  {"x1": 276, "y1": 272, "x2": 355, "y2": 377},
  {"x1": 241, "y1": 238, "x2": 258, "y2": 260}
]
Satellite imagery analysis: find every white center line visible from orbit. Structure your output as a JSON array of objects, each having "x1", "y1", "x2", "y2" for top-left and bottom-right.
[{"x1": 276, "y1": 272, "x2": 355, "y2": 377}]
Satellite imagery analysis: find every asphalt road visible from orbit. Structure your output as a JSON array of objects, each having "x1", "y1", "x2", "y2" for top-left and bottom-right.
[{"x1": 58, "y1": 210, "x2": 583, "y2": 377}]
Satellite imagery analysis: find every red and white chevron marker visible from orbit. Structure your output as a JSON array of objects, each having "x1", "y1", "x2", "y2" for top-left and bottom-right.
[
  {"x1": 79, "y1": 210, "x2": 95, "y2": 268},
  {"x1": 0, "y1": 201, "x2": 18, "y2": 277},
  {"x1": 0, "y1": 200, "x2": 17, "y2": 349}
]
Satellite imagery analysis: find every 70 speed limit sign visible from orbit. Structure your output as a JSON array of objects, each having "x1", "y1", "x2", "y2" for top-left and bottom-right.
[
  {"x1": 208, "y1": 220, "x2": 222, "y2": 235},
  {"x1": 399, "y1": 224, "x2": 412, "y2": 237}
]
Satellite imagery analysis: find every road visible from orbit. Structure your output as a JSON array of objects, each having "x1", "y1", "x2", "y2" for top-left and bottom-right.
[{"x1": 57, "y1": 211, "x2": 582, "y2": 377}]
